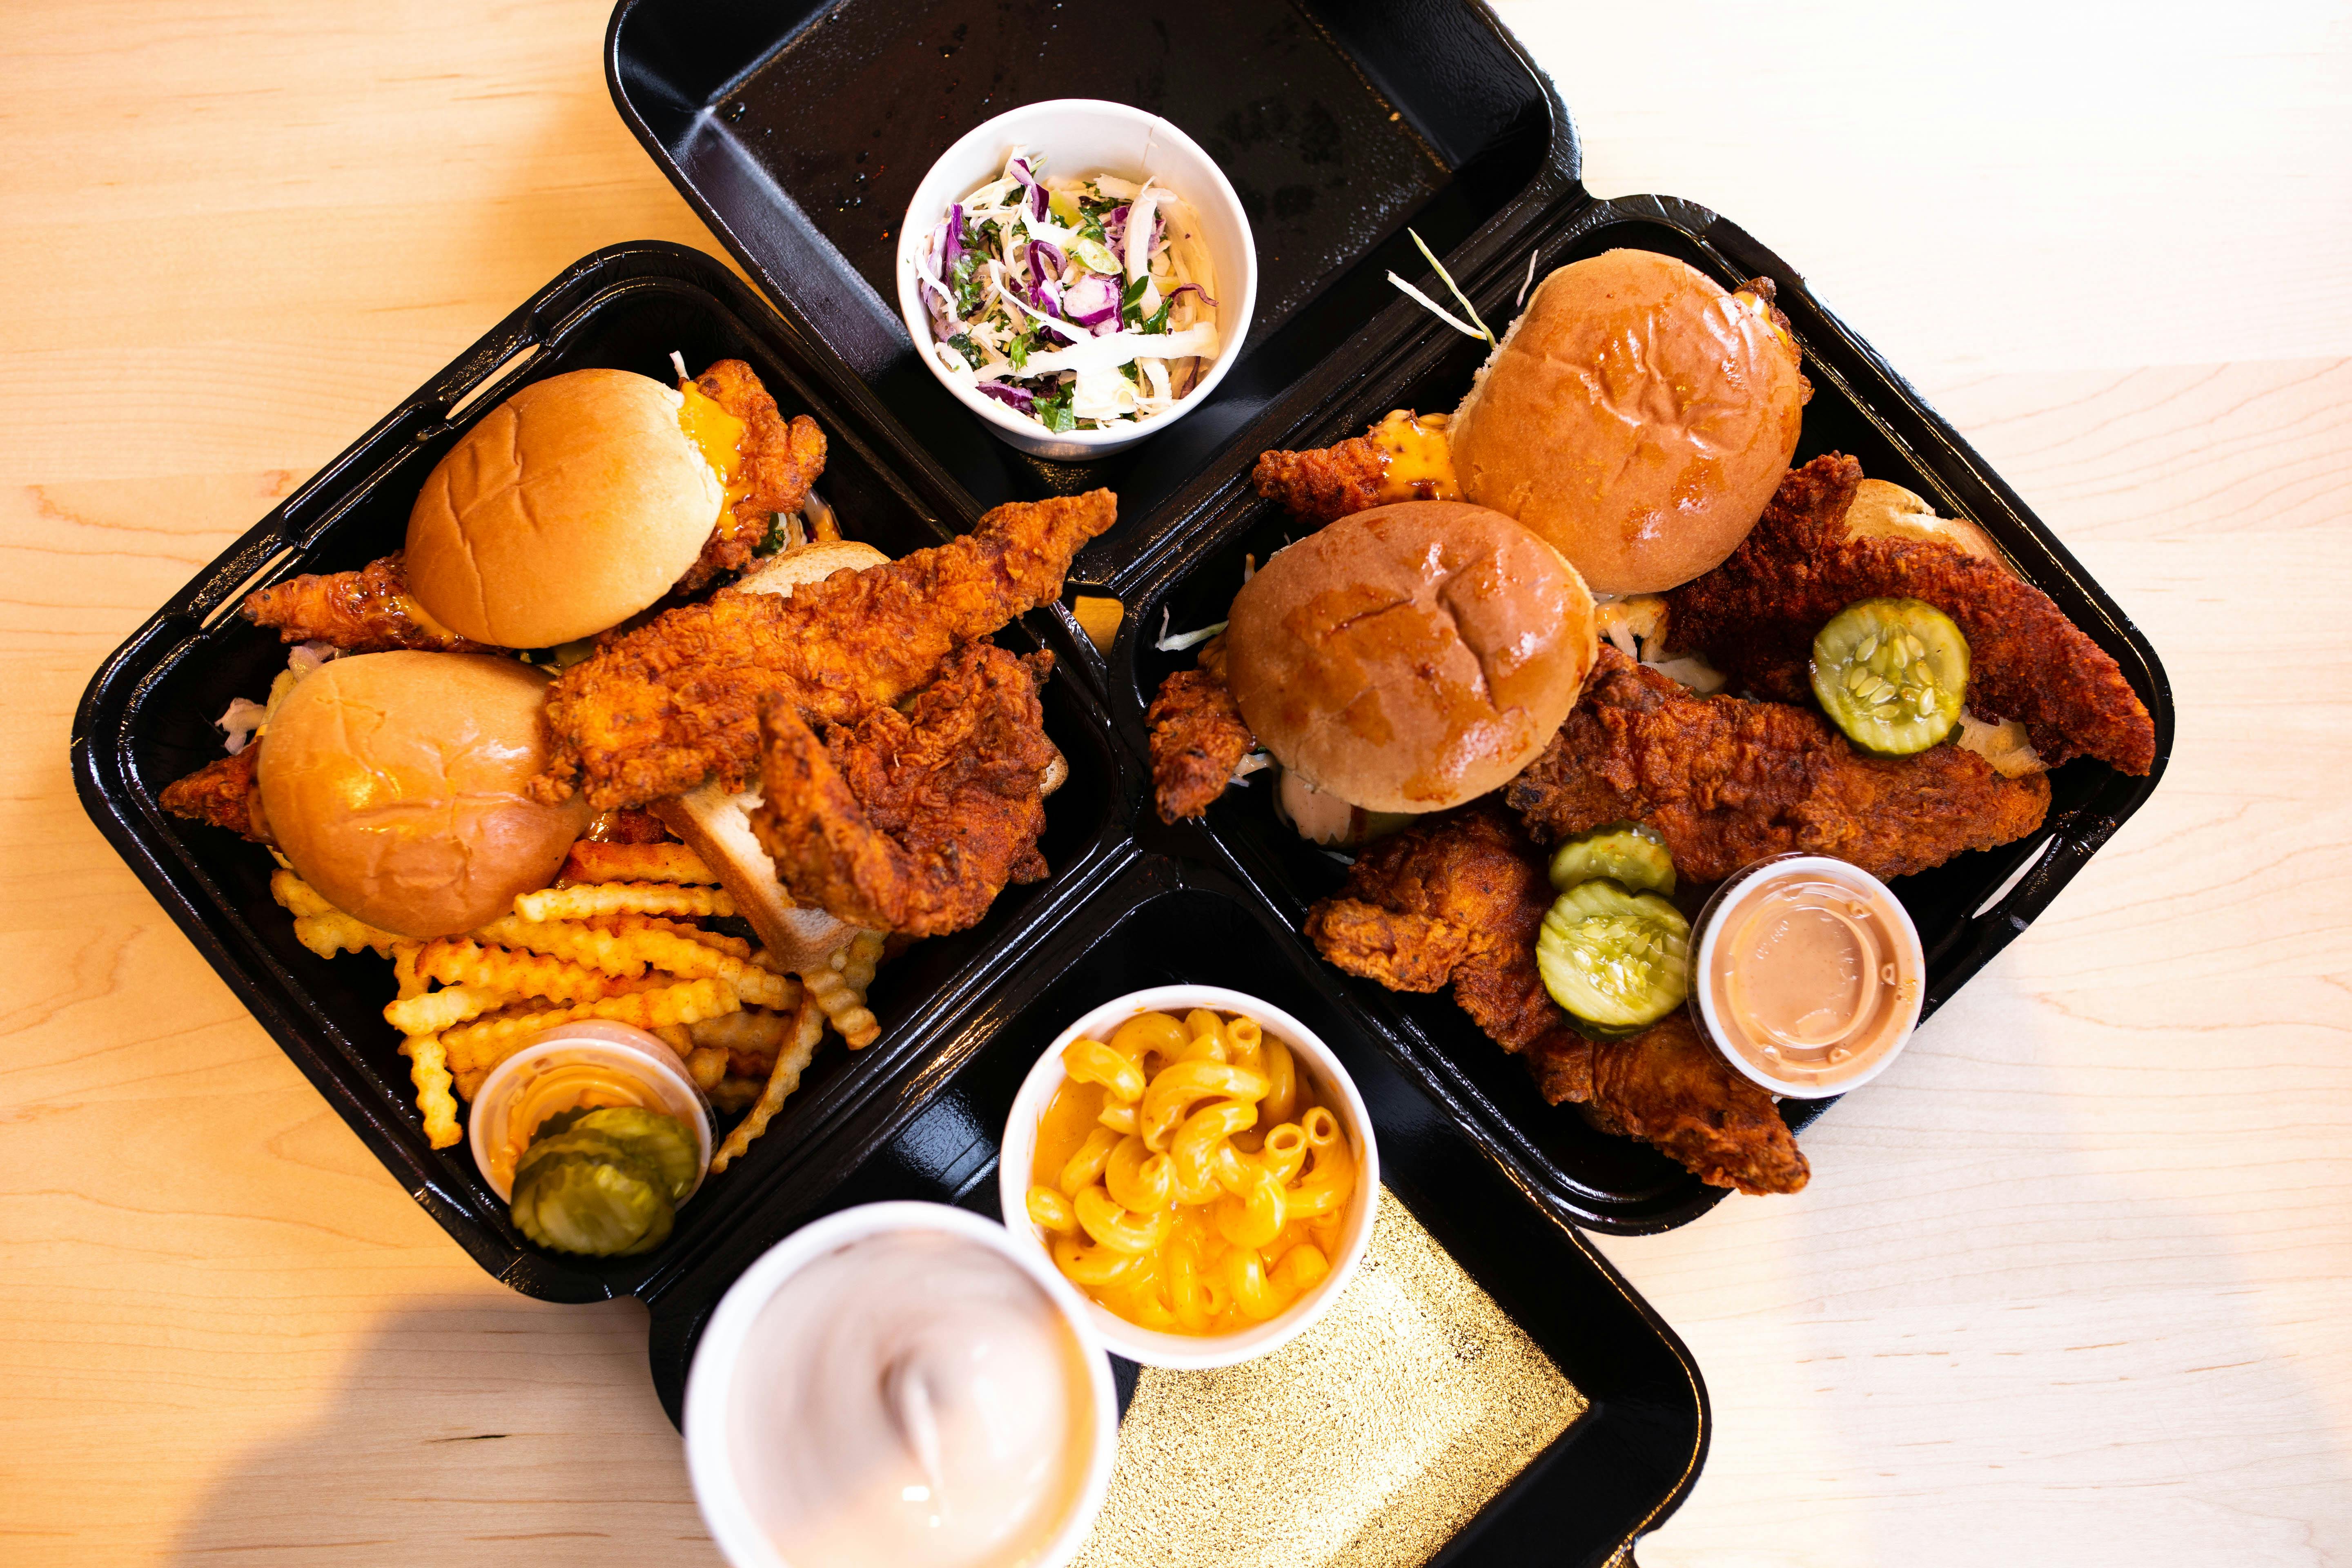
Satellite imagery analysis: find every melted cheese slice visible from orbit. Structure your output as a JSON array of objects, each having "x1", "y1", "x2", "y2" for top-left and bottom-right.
[
  {"x1": 1369, "y1": 409, "x2": 1461, "y2": 503},
  {"x1": 677, "y1": 380, "x2": 753, "y2": 529}
]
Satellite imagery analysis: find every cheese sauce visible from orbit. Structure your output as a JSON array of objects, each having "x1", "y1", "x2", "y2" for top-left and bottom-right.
[
  {"x1": 1696, "y1": 857, "x2": 1923, "y2": 1096},
  {"x1": 1367, "y1": 408, "x2": 1460, "y2": 503},
  {"x1": 677, "y1": 379, "x2": 753, "y2": 527},
  {"x1": 729, "y1": 1229, "x2": 1097, "y2": 1568}
]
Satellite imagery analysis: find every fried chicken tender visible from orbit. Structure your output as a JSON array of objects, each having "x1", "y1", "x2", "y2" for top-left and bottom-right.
[
  {"x1": 1146, "y1": 662, "x2": 1255, "y2": 822},
  {"x1": 676, "y1": 358, "x2": 830, "y2": 592},
  {"x1": 534, "y1": 490, "x2": 1116, "y2": 811},
  {"x1": 240, "y1": 551, "x2": 488, "y2": 654},
  {"x1": 1252, "y1": 409, "x2": 1460, "y2": 524},
  {"x1": 1505, "y1": 646, "x2": 2050, "y2": 882},
  {"x1": 1584, "y1": 1014, "x2": 1812, "y2": 1196},
  {"x1": 159, "y1": 743, "x2": 264, "y2": 840},
  {"x1": 751, "y1": 645, "x2": 1058, "y2": 937},
  {"x1": 1305, "y1": 802, "x2": 1806, "y2": 1194},
  {"x1": 1666, "y1": 453, "x2": 2156, "y2": 773}
]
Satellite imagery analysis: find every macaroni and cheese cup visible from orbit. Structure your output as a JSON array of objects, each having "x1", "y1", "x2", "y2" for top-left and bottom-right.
[{"x1": 998, "y1": 984, "x2": 1380, "y2": 1370}]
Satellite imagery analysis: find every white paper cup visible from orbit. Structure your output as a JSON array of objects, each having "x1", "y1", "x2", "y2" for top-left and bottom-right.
[
  {"x1": 684, "y1": 1201, "x2": 1119, "y2": 1568},
  {"x1": 896, "y1": 98, "x2": 1258, "y2": 460},
  {"x1": 998, "y1": 984, "x2": 1379, "y2": 1370}
]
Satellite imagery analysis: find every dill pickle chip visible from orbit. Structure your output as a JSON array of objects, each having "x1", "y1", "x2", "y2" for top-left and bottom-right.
[
  {"x1": 1811, "y1": 597, "x2": 1969, "y2": 756},
  {"x1": 566, "y1": 1107, "x2": 699, "y2": 1204},
  {"x1": 1535, "y1": 879, "x2": 1691, "y2": 1033},
  {"x1": 1547, "y1": 822, "x2": 1676, "y2": 897},
  {"x1": 512, "y1": 1152, "x2": 674, "y2": 1257}
]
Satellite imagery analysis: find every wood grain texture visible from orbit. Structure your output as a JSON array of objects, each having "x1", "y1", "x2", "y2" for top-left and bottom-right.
[{"x1": 2, "y1": 1, "x2": 2346, "y2": 1564}]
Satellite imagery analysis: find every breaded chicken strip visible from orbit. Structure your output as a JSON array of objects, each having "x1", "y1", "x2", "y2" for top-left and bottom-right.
[
  {"x1": 1252, "y1": 410, "x2": 1459, "y2": 524},
  {"x1": 159, "y1": 744, "x2": 265, "y2": 840},
  {"x1": 1505, "y1": 646, "x2": 2050, "y2": 882},
  {"x1": 241, "y1": 552, "x2": 490, "y2": 654},
  {"x1": 675, "y1": 358, "x2": 830, "y2": 592},
  {"x1": 752, "y1": 646, "x2": 1057, "y2": 937},
  {"x1": 535, "y1": 490, "x2": 1116, "y2": 811},
  {"x1": 1145, "y1": 658, "x2": 1255, "y2": 822},
  {"x1": 1666, "y1": 453, "x2": 2157, "y2": 773},
  {"x1": 1305, "y1": 802, "x2": 1807, "y2": 1194}
]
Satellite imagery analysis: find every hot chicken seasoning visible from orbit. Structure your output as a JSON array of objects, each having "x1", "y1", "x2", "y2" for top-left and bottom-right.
[
  {"x1": 1026, "y1": 1009, "x2": 1357, "y2": 1334},
  {"x1": 728, "y1": 1229, "x2": 1097, "y2": 1568},
  {"x1": 1692, "y1": 855, "x2": 1926, "y2": 1097}
]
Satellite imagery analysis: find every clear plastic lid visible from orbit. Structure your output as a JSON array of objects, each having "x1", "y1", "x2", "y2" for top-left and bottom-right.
[
  {"x1": 467, "y1": 1021, "x2": 714, "y2": 1202},
  {"x1": 1689, "y1": 855, "x2": 1926, "y2": 1099}
]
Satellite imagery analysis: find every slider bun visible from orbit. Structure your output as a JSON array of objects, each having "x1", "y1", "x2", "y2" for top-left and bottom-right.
[
  {"x1": 1842, "y1": 478, "x2": 2011, "y2": 574},
  {"x1": 1225, "y1": 501, "x2": 1597, "y2": 814},
  {"x1": 1448, "y1": 249, "x2": 1807, "y2": 594},
  {"x1": 257, "y1": 652, "x2": 590, "y2": 939},
  {"x1": 405, "y1": 368, "x2": 723, "y2": 647}
]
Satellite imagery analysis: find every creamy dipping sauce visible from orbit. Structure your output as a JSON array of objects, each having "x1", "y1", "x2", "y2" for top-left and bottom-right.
[
  {"x1": 1697, "y1": 858, "x2": 1923, "y2": 1096},
  {"x1": 729, "y1": 1229, "x2": 1097, "y2": 1568}
]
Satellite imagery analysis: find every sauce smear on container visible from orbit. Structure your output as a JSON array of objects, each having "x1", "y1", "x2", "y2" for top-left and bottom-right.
[{"x1": 1694, "y1": 855, "x2": 1924, "y2": 1097}]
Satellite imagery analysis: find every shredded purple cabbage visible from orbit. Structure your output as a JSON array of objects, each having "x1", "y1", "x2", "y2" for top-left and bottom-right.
[
  {"x1": 1064, "y1": 273, "x2": 1119, "y2": 325},
  {"x1": 943, "y1": 204, "x2": 964, "y2": 268},
  {"x1": 1166, "y1": 282, "x2": 1218, "y2": 309},
  {"x1": 1027, "y1": 239, "x2": 1065, "y2": 293},
  {"x1": 975, "y1": 381, "x2": 1036, "y2": 412}
]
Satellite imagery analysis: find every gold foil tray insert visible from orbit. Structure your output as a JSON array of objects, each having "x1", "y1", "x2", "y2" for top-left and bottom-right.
[{"x1": 1071, "y1": 1188, "x2": 1585, "y2": 1568}]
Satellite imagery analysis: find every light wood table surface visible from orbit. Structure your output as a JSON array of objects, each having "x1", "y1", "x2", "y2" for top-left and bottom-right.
[{"x1": 4, "y1": 2, "x2": 2345, "y2": 1564}]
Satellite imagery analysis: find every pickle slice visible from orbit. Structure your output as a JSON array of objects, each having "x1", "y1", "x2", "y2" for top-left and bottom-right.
[
  {"x1": 1547, "y1": 821, "x2": 1676, "y2": 897},
  {"x1": 565, "y1": 1107, "x2": 699, "y2": 1203},
  {"x1": 512, "y1": 1150, "x2": 675, "y2": 1257},
  {"x1": 1535, "y1": 879, "x2": 1691, "y2": 1032},
  {"x1": 1811, "y1": 598, "x2": 1969, "y2": 756}
]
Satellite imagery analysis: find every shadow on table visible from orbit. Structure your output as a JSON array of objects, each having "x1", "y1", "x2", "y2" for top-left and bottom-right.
[{"x1": 166, "y1": 1294, "x2": 717, "y2": 1567}]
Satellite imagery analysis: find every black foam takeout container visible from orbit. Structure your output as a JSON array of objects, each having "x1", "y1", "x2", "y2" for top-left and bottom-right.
[{"x1": 71, "y1": 2, "x2": 2172, "y2": 1561}]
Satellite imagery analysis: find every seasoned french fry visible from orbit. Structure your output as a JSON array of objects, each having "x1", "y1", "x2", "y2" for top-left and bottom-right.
[
  {"x1": 440, "y1": 977, "x2": 741, "y2": 1080},
  {"x1": 385, "y1": 985, "x2": 525, "y2": 1037},
  {"x1": 419, "y1": 936, "x2": 633, "y2": 1002},
  {"x1": 653, "y1": 1022, "x2": 695, "y2": 1056},
  {"x1": 688, "y1": 1008, "x2": 795, "y2": 1055},
  {"x1": 710, "y1": 994, "x2": 824, "y2": 1173},
  {"x1": 401, "y1": 1035, "x2": 461, "y2": 1149},
  {"x1": 707, "y1": 1076, "x2": 764, "y2": 1114},
  {"x1": 570, "y1": 916, "x2": 792, "y2": 1008},
  {"x1": 686, "y1": 1045, "x2": 729, "y2": 1091},
  {"x1": 293, "y1": 910, "x2": 404, "y2": 959},
  {"x1": 270, "y1": 869, "x2": 337, "y2": 918},
  {"x1": 473, "y1": 916, "x2": 647, "y2": 978},
  {"x1": 801, "y1": 962, "x2": 880, "y2": 1049},
  {"x1": 514, "y1": 882, "x2": 735, "y2": 923},
  {"x1": 840, "y1": 929, "x2": 885, "y2": 991},
  {"x1": 454, "y1": 1065, "x2": 489, "y2": 1102},
  {"x1": 597, "y1": 912, "x2": 755, "y2": 962},
  {"x1": 559, "y1": 841, "x2": 717, "y2": 886},
  {"x1": 392, "y1": 944, "x2": 427, "y2": 1000}
]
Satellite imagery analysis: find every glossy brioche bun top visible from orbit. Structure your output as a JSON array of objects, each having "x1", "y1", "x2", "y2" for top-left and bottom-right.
[
  {"x1": 405, "y1": 367, "x2": 722, "y2": 647},
  {"x1": 1224, "y1": 501, "x2": 1597, "y2": 814},
  {"x1": 257, "y1": 652, "x2": 590, "y2": 939},
  {"x1": 1448, "y1": 249, "x2": 1807, "y2": 594}
]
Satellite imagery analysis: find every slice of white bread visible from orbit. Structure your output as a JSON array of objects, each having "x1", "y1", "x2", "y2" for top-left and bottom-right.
[
  {"x1": 653, "y1": 538, "x2": 1065, "y2": 973},
  {"x1": 1842, "y1": 479, "x2": 2012, "y2": 574}
]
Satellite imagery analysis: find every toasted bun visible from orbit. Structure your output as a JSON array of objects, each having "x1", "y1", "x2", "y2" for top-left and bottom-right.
[
  {"x1": 405, "y1": 368, "x2": 722, "y2": 647},
  {"x1": 1225, "y1": 501, "x2": 1596, "y2": 813},
  {"x1": 258, "y1": 653, "x2": 590, "y2": 939},
  {"x1": 733, "y1": 539, "x2": 890, "y2": 596},
  {"x1": 1448, "y1": 249, "x2": 1806, "y2": 594}
]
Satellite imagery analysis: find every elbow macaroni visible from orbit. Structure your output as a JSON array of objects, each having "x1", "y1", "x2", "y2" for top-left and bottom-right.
[{"x1": 1027, "y1": 1009, "x2": 1357, "y2": 1335}]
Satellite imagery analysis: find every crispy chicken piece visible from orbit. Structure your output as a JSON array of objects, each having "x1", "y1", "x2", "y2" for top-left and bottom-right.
[
  {"x1": 1666, "y1": 453, "x2": 2156, "y2": 773},
  {"x1": 240, "y1": 552, "x2": 489, "y2": 654},
  {"x1": 1146, "y1": 660, "x2": 1255, "y2": 822},
  {"x1": 1252, "y1": 410, "x2": 1459, "y2": 524},
  {"x1": 160, "y1": 744, "x2": 265, "y2": 840},
  {"x1": 1305, "y1": 802, "x2": 1806, "y2": 1194},
  {"x1": 677, "y1": 359, "x2": 830, "y2": 592},
  {"x1": 1585, "y1": 1014, "x2": 1812, "y2": 1196},
  {"x1": 535, "y1": 490, "x2": 1116, "y2": 811},
  {"x1": 751, "y1": 646, "x2": 1057, "y2": 936},
  {"x1": 1505, "y1": 646, "x2": 2050, "y2": 882}
]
